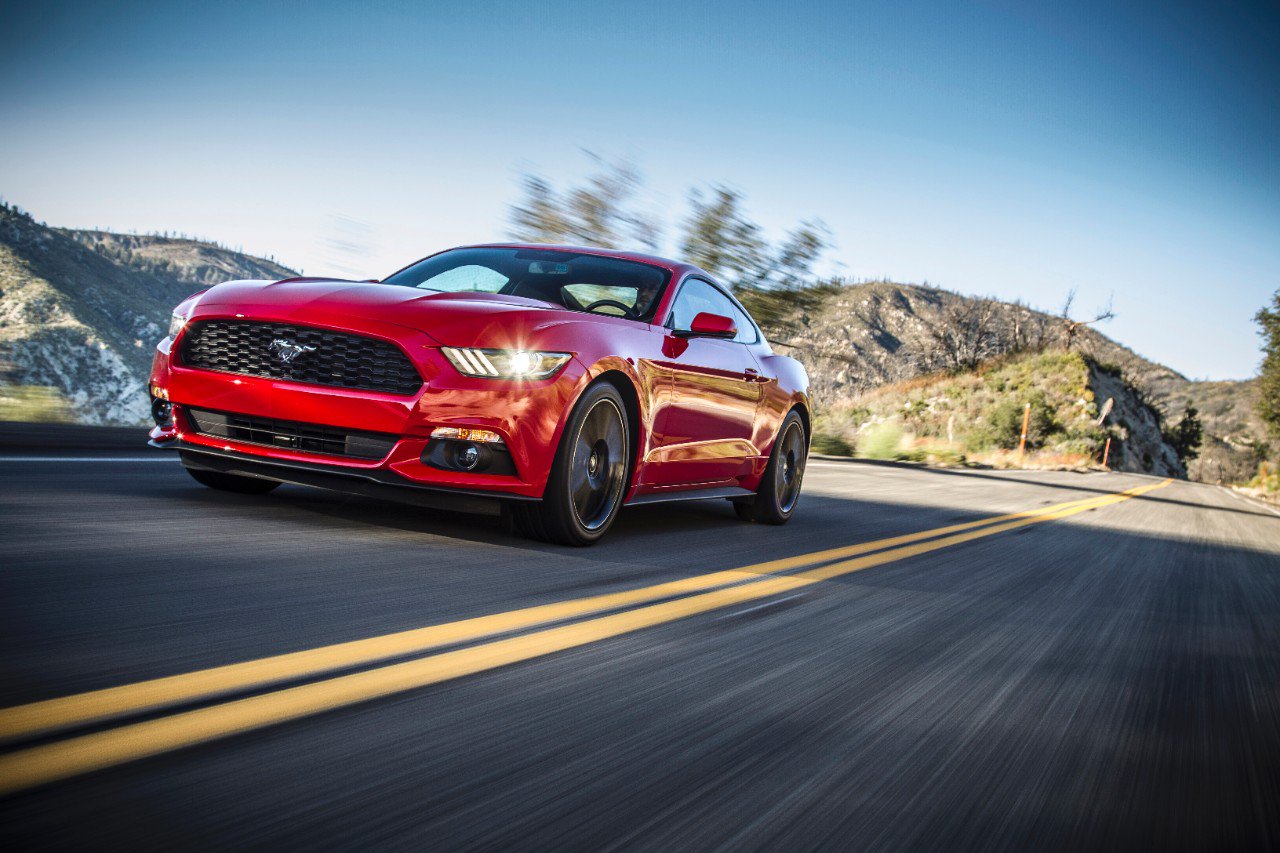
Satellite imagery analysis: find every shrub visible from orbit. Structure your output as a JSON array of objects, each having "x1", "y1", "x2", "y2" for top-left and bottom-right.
[
  {"x1": 970, "y1": 393, "x2": 1056, "y2": 450},
  {"x1": 1248, "y1": 464, "x2": 1279, "y2": 493},
  {"x1": 917, "y1": 440, "x2": 965, "y2": 466},
  {"x1": 860, "y1": 422, "x2": 905, "y2": 460},
  {"x1": 1055, "y1": 433, "x2": 1105, "y2": 458},
  {"x1": 811, "y1": 431, "x2": 854, "y2": 456}
]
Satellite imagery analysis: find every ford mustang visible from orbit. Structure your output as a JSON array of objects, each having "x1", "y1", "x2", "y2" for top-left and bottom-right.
[{"x1": 148, "y1": 245, "x2": 811, "y2": 545}]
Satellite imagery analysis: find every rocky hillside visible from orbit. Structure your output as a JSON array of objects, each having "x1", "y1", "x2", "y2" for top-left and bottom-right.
[
  {"x1": 1163, "y1": 378, "x2": 1266, "y2": 484},
  {"x1": 811, "y1": 349, "x2": 1184, "y2": 477},
  {"x1": 67, "y1": 230, "x2": 292, "y2": 289},
  {"x1": 0, "y1": 203, "x2": 294, "y2": 424},
  {"x1": 769, "y1": 282, "x2": 1177, "y2": 401},
  {"x1": 769, "y1": 281, "x2": 1261, "y2": 481}
]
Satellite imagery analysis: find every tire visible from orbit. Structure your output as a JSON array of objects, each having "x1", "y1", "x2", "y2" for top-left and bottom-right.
[
  {"x1": 508, "y1": 382, "x2": 631, "y2": 546},
  {"x1": 737, "y1": 410, "x2": 807, "y2": 525},
  {"x1": 184, "y1": 466, "x2": 281, "y2": 495}
]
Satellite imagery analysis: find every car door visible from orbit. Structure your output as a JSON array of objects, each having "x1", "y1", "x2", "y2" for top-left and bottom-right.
[{"x1": 647, "y1": 278, "x2": 765, "y2": 486}]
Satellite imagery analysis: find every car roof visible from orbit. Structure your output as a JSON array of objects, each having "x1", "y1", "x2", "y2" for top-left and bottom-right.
[{"x1": 457, "y1": 242, "x2": 709, "y2": 279}]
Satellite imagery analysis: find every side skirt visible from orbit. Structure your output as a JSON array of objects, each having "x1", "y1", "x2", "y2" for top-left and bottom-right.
[{"x1": 624, "y1": 486, "x2": 755, "y2": 507}]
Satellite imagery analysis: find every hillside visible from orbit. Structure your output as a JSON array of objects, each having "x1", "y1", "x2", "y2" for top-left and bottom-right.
[
  {"x1": 0, "y1": 204, "x2": 295, "y2": 424},
  {"x1": 767, "y1": 281, "x2": 1261, "y2": 482},
  {"x1": 67, "y1": 230, "x2": 292, "y2": 289},
  {"x1": 767, "y1": 282, "x2": 1181, "y2": 401},
  {"x1": 810, "y1": 349, "x2": 1184, "y2": 477},
  {"x1": 1163, "y1": 377, "x2": 1266, "y2": 483}
]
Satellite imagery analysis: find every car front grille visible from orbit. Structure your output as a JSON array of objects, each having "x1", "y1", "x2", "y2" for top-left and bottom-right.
[
  {"x1": 185, "y1": 408, "x2": 398, "y2": 460},
  {"x1": 179, "y1": 320, "x2": 422, "y2": 396}
]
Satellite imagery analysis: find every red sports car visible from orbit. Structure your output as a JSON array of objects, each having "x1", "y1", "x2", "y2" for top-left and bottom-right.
[{"x1": 148, "y1": 245, "x2": 811, "y2": 545}]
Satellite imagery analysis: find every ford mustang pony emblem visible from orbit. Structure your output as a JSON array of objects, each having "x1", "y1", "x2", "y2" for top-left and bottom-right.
[{"x1": 269, "y1": 338, "x2": 317, "y2": 364}]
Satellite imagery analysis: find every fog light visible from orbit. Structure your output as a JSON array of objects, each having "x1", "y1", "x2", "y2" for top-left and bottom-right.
[
  {"x1": 455, "y1": 442, "x2": 481, "y2": 471},
  {"x1": 422, "y1": 437, "x2": 516, "y2": 476},
  {"x1": 151, "y1": 397, "x2": 173, "y2": 426}
]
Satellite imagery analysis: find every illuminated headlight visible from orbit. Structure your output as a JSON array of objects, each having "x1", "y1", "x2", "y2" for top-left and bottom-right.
[
  {"x1": 167, "y1": 313, "x2": 188, "y2": 338},
  {"x1": 441, "y1": 347, "x2": 571, "y2": 380}
]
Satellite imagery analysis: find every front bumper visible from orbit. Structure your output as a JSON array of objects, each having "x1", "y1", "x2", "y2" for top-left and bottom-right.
[{"x1": 150, "y1": 321, "x2": 587, "y2": 500}]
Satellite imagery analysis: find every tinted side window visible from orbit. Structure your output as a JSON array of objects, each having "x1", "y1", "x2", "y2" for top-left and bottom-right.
[{"x1": 668, "y1": 279, "x2": 759, "y2": 343}]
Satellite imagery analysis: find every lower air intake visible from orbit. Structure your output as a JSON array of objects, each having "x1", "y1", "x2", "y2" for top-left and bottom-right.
[{"x1": 185, "y1": 408, "x2": 397, "y2": 460}]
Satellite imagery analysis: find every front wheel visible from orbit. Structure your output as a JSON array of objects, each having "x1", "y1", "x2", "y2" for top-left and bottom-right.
[
  {"x1": 735, "y1": 411, "x2": 807, "y2": 524},
  {"x1": 184, "y1": 466, "x2": 281, "y2": 495},
  {"x1": 507, "y1": 382, "x2": 631, "y2": 546}
]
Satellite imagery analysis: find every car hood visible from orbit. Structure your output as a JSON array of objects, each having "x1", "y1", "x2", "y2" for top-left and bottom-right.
[{"x1": 193, "y1": 278, "x2": 579, "y2": 346}]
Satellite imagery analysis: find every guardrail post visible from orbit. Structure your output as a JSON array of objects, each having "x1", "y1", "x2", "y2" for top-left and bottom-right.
[{"x1": 1017, "y1": 402, "x2": 1030, "y2": 465}]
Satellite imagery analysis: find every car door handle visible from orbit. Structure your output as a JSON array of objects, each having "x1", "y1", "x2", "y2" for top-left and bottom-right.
[{"x1": 743, "y1": 367, "x2": 764, "y2": 382}]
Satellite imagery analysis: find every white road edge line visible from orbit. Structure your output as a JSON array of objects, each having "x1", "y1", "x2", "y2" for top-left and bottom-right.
[
  {"x1": 807, "y1": 462, "x2": 880, "y2": 470},
  {"x1": 1223, "y1": 486, "x2": 1280, "y2": 518},
  {"x1": 715, "y1": 592, "x2": 809, "y2": 621}
]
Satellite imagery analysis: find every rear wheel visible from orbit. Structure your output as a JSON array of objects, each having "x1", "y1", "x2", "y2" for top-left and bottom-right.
[
  {"x1": 507, "y1": 382, "x2": 631, "y2": 546},
  {"x1": 184, "y1": 466, "x2": 281, "y2": 495},
  {"x1": 735, "y1": 411, "x2": 807, "y2": 524}
]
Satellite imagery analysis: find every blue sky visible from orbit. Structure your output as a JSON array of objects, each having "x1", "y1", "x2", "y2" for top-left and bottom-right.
[{"x1": 1, "y1": 0, "x2": 1277, "y2": 380}]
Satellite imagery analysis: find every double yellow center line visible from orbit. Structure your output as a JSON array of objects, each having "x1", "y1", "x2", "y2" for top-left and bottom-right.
[{"x1": 0, "y1": 478, "x2": 1169, "y2": 795}]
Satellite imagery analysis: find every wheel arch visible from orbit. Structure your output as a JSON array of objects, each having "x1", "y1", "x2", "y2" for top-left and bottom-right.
[
  {"x1": 790, "y1": 399, "x2": 812, "y2": 447},
  {"x1": 591, "y1": 369, "x2": 643, "y2": 489}
]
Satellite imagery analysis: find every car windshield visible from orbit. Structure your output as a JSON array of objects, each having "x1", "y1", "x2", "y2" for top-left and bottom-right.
[{"x1": 381, "y1": 248, "x2": 671, "y2": 321}]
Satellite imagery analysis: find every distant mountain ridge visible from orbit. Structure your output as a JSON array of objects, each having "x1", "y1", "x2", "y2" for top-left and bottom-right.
[
  {"x1": 0, "y1": 203, "x2": 295, "y2": 423},
  {"x1": 67, "y1": 229, "x2": 293, "y2": 289}
]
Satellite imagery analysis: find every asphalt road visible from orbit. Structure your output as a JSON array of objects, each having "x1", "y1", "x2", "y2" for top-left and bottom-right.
[{"x1": 1, "y1": 448, "x2": 1278, "y2": 850}]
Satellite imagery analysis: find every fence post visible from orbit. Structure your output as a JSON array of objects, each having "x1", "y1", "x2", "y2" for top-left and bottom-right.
[
  {"x1": 1102, "y1": 437, "x2": 1112, "y2": 469},
  {"x1": 1017, "y1": 402, "x2": 1031, "y2": 465}
]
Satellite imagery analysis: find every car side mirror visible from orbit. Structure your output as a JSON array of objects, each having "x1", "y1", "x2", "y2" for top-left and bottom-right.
[{"x1": 675, "y1": 312, "x2": 737, "y2": 340}]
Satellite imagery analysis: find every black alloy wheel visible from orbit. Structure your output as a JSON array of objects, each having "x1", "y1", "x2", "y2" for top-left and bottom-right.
[
  {"x1": 569, "y1": 396, "x2": 628, "y2": 532},
  {"x1": 507, "y1": 381, "x2": 631, "y2": 546},
  {"x1": 735, "y1": 410, "x2": 807, "y2": 524}
]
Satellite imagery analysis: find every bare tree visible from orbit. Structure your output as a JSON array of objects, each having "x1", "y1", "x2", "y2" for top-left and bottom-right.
[
  {"x1": 1008, "y1": 300, "x2": 1050, "y2": 354},
  {"x1": 1059, "y1": 289, "x2": 1115, "y2": 350},
  {"x1": 924, "y1": 297, "x2": 1004, "y2": 371}
]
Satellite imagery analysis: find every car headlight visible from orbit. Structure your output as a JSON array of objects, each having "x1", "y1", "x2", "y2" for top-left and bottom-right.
[
  {"x1": 167, "y1": 312, "x2": 188, "y2": 338},
  {"x1": 441, "y1": 347, "x2": 572, "y2": 380}
]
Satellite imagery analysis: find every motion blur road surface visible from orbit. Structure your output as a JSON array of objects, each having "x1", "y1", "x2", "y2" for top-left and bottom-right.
[{"x1": 1, "y1": 449, "x2": 1278, "y2": 849}]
